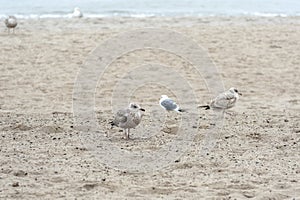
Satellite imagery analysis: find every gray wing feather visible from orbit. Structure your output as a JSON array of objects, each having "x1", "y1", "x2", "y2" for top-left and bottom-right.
[
  {"x1": 161, "y1": 99, "x2": 178, "y2": 111},
  {"x1": 212, "y1": 91, "x2": 236, "y2": 109},
  {"x1": 113, "y1": 109, "x2": 128, "y2": 125}
]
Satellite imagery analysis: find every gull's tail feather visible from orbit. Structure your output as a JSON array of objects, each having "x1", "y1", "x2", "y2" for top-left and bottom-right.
[
  {"x1": 175, "y1": 107, "x2": 185, "y2": 113},
  {"x1": 177, "y1": 108, "x2": 185, "y2": 112},
  {"x1": 109, "y1": 121, "x2": 116, "y2": 129},
  {"x1": 199, "y1": 105, "x2": 210, "y2": 110}
]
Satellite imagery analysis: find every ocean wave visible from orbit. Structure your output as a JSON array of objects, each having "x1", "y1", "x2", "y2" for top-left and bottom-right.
[
  {"x1": 242, "y1": 12, "x2": 290, "y2": 17},
  {"x1": 0, "y1": 12, "x2": 299, "y2": 19}
]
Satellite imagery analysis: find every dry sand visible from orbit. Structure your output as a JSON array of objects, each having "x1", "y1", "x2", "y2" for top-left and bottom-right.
[{"x1": 0, "y1": 16, "x2": 300, "y2": 199}]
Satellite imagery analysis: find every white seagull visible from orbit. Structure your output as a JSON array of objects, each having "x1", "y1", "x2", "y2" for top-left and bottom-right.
[
  {"x1": 159, "y1": 95, "x2": 184, "y2": 113},
  {"x1": 110, "y1": 103, "x2": 145, "y2": 139},
  {"x1": 72, "y1": 7, "x2": 83, "y2": 18},
  {"x1": 199, "y1": 87, "x2": 242, "y2": 111},
  {"x1": 5, "y1": 16, "x2": 17, "y2": 34}
]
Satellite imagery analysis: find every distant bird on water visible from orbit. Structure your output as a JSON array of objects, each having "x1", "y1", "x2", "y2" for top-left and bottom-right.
[
  {"x1": 199, "y1": 87, "x2": 242, "y2": 112},
  {"x1": 159, "y1": 95, "x2": 184, "y2": 113},
  {"x1": 72, "y1": 7, "x2": 83, "y2": 18},
  {"x1": 110, "y1": 103, "x2": 145, "y2": 140},
  {"x1": 5, "y1": 16, "x2": 17, "y2": 34}
]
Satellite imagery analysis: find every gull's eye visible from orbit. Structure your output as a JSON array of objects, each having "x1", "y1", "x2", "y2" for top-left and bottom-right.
[
  {"x1": 132, "y1": 105, "x2": 138, "y2": 109},
  {"x1": 234, "y1": 89, "x2": 238, "y2": 93}
]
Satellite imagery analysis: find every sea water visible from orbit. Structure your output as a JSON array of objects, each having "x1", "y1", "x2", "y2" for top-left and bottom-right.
[{"x1": 0, "y1": 0, "x2": 299, "y2": 18}]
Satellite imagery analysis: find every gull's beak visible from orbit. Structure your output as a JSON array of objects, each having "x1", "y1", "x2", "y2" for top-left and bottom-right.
[
  {"x1": 238, "y1": 92, "x2": 242, "y2": 96},
  {"x1": 140, "y1": 108, "x2": 145, "y2": 112}
]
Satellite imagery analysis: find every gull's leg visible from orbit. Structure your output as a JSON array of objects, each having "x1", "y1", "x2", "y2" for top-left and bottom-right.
[
  {"x1": 225, "y1": 110, "x2": 235, "y2": 116},
  {"x1": 220, "y1": 109, "x2": 235, "y2": 152},
  {"x1": 163, "y1": 111, "x2": 169, "y2": 127},
  {"x1": 124, "y1": 129, "x2": 127, "y2": 139},
  {"x1": 165, "y1": 111, "x2": 172, "y2": 123},
  {"x1": 224, "y1": 103, "x2": 239, "y2": 116},
  {"x1": 127, "y1": 129, "x2": 130, "y2": 140},
  {"x1": 167, "y1": 111, "x2": 171, "y2": 119}
]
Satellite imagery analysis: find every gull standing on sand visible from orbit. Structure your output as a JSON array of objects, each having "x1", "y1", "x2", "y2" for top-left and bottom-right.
[
  {"x1": 199, "y1": 87, "x2": 242, "y2": 112},
  {"x1": 110, "y1": 103, "x2": 145, "y2": 140},
  {"x1": 72, "y1": 7, "x2": 83, "y2": 18},
  {"x1": 5, "y1": 16, "x2": 17, "y2": 34},
  {"x1": 159, "y1": 95, "x2": 184, "y2": 112}
]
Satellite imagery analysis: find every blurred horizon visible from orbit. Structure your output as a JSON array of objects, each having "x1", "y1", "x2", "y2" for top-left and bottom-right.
[{"x1": 0, "y1": 0, "x2": 300, "y2": 18}]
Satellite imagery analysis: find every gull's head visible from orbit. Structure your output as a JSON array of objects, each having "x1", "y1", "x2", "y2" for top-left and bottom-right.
[
  {"x1": 74, "y1": 7, "x2": 80, "y2": 12},
  {"x1": 129, "y1": 102, "x2": 145, "y2": 112},
  {"x1": 160, "y1": 95, "x2": 168, "y2": 100},
  {"x1": 8, "y1": 16, "x2": 16, "y2": 20},
  {"x1": 229, "y1": 87, "x2": 242, "y2": 96}
]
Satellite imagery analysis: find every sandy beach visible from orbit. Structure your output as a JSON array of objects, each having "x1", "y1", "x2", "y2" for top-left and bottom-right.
[{"x1": 0, "y1": 16, "x2": 300, "y2": 199}]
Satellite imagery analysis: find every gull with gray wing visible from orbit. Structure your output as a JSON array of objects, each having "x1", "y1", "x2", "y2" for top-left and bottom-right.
[
  {"x1": 110, "y1": 103, "x2": 145, "y2": 139},
  {"x1": 72, "y1": 7, "x2": 83, "y2": 18},
  {"x1": 159, "y1": 95, "x2": 184, "y2": 112},
  {"x1": 199, "y1": 87, "x2": 242, "y2": 112},
  {"x1": 5, "y1": 16, "x2": 17, "y2": 34}
]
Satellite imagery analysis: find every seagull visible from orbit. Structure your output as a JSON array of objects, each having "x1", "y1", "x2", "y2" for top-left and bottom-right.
[
  {"x1": 5, "y1": 16, "x2": 17, "y2": 34},
  {"x1": 72, "y1": 7, "x2": 83, "y2": 18},
  {"x1": 159, "y1": 95, "x2": 184, "y2": 112},
  {"x1": 199, "y1": 87, "x2": 242, "y2": 111},
  {"x1": 110, "y1": 103, "x2": 145, "y2": 140}
]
